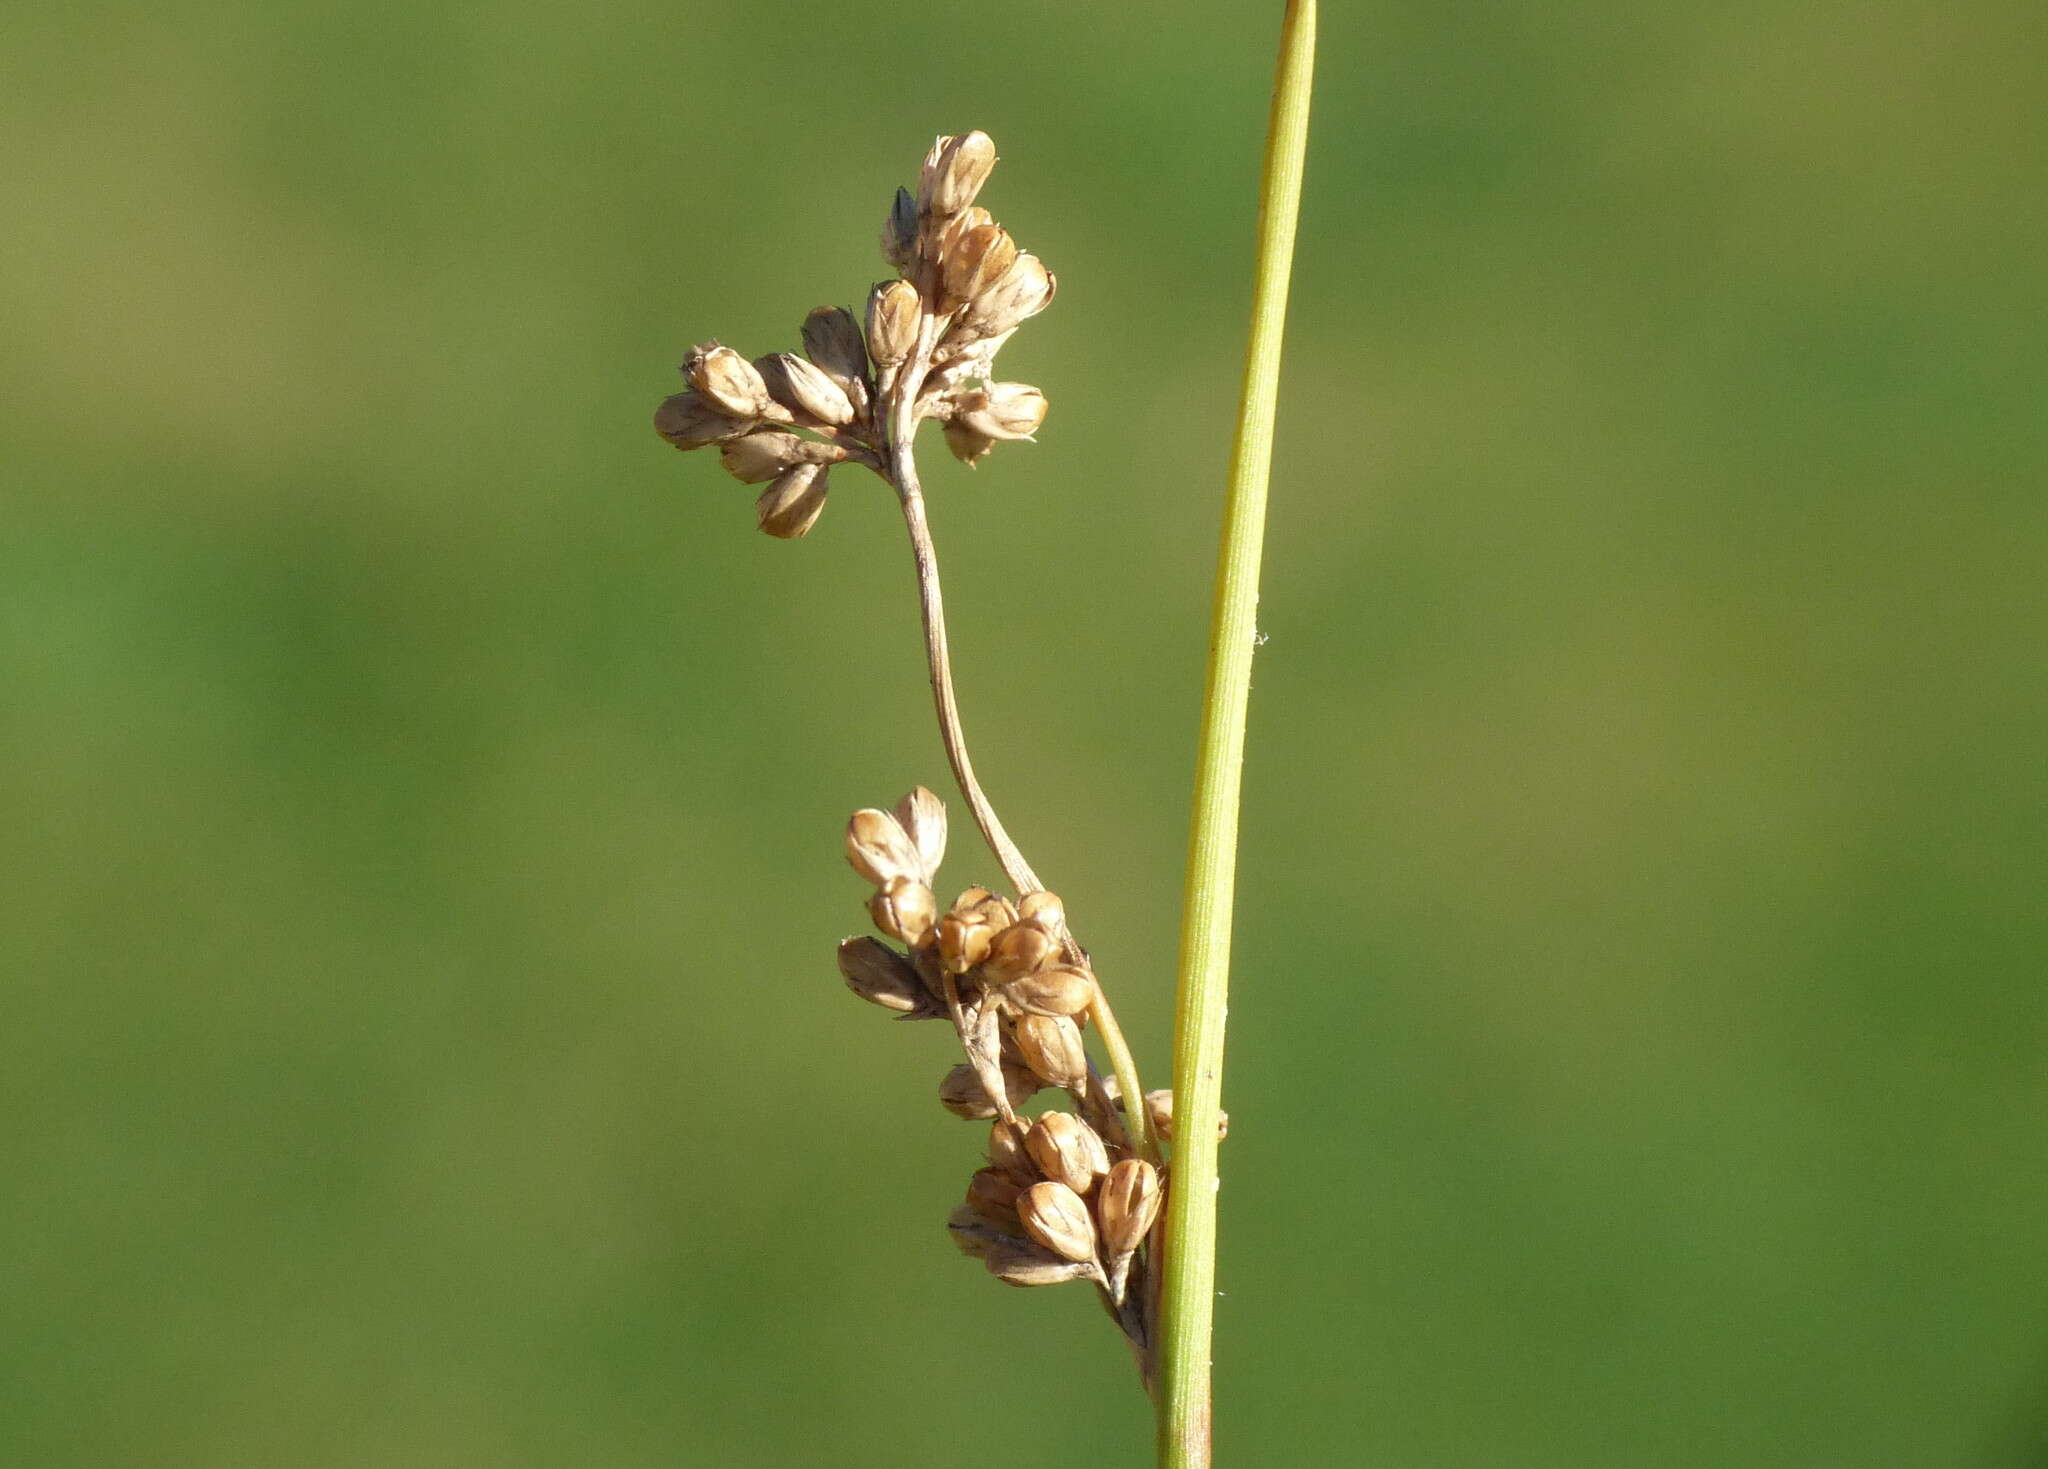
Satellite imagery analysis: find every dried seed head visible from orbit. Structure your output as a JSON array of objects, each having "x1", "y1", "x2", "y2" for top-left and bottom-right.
[
  {"x1": 718, "y1": 431, "x2": 808, "y2": 485},
  {"x1": 755, "y1": 463, "x2": 829, "y2": 539},
  {"x1": 684, "y1": 341, "x2": 774, "y2": 419},
  {"x1": 801, "y1": 306, "x2": 872, "y2": 397},
  {"x1": 1017, "y1": 890, "x2": 1066, "y2": 936},
  {"x1": 892, "y1": 787, "x2": 947, "y2": 884},
  {"x1": 868, "y1": 875, "x2": 937, "y2": 945},
  {"x1": 1018, "y1": 1179, "x2": 1098, "y2": 1264},
  {"x1": 982, "y1": 1240, "x2": 1094, "y2": 1287},
  {"x1": 942, "y1": 418, "x2": 998, "y2": 468},
  {"x1": 1095, "y1": 1158, "x2": 1164, "y2": 1260},
  {"x1": 654, "y1": 390, "x2": 753, "y2": 450},
  {"x1": 961, "y1": 252, "x2": 1056, "y2": 339},
  {"x1": 987, "y1": 1119, "x2": 1036, "y2": 1181},
  {"x1": 865, "y1": 280, "x2": 921, "y2": 368},
  {"x1": 982, "y1": 921, "x2": 1057, "y2": 985},
  {"x1": 918, "y1": 130, "x2": 997, "y2": 219},
  {"x1": 1142, "y1": 1089, "x2": 1230, "y2": 1143},
  {"x1": 845, "y1": 808, "x2": 923, "y2": 887},
  {"x1": 957, "y1": 383, "x2": 1048, "y2": 442},
  {"x1": 941, "y1": 224, "x2": 1019, "y2": 313},
  {"x1": 1005, "y1": 963, "x2": 1096, "y2": 1018},
  {"x1": 835, "y1": 935, "x2": 926, "y2": 1013},
  {"x1": 757, "y1": 352, "x2": 856, "y2": 427},
  {"x1": 1025, "y1": 1112, "x2": 1110, "y2": 1197},
  {"x1": 1011, "y1": 1012, "x2": 1089, "y2": 1090},
  {"x1": 881, "y1": 186, "x2": 919, "y2": 270}
]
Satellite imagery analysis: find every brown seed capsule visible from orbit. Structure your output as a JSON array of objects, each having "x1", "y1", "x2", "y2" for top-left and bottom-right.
[
  {"x1": 1017, "y1": 890, "x2": 1066, "y2": 935},
  {"x1": 957, "y1": 383, "x2": 1048, "y2": 442},
  {"x1": 718, "y1": 431, "x2": 808, "y2": 485},
  {"x1": 892, "y1": 787, "x2": 947, "y2": 884},
  {"x1": 653, "y1": 390, "x2": 752, "y2": 450},
  {"x1": 881, "y1": 186, "x2": 919, "y2": 270},
  {"x1": 947, "y1": 1203, "x2": 1015, "y2": 1259},
  {"x1": 1011, "y1": 1012, "x2": 1089, "y2": 1089},
  {"x1": 941, "y1": 1064, "x2": 1038, "y2": 1122},
  {"x1": 952, "y1": 885, "x2": 994, "y2": 910},
  {"x1": 1096, "y1": 1158, "x2": 1164, "y2": 1260},
  {"x1": 941, "y1": 224, "x2": 1019, "y2": 313},
  {"x1": 756, "y1": 352, "x2": 855, "y2": 427},
  {"x1": 942, "y1": 418, "x2": 997, "y2": 467},
  {"x1": 1142, "y1": 1089, "x2": 1230, "y2": 1143},
  {"x1": 961, "y1": 252, "x2": 1056, "y2": 340},
  {"x1": 982, "y1": 921, "x2": 1056, "y2": 985},
  {"x1": 845, "y1": 808, "x2": 922, "y2": 887},
  {"x1": 801, "y1": 306, "x2": 871, "y2": 396},
  {"x1": 1018, "y1": 1180, "x2": 1097, "y2": 1264},
  {"x1": 684, "y1": 341, "x2": 774, "y2": 419},
  {"x1": 1006, "y1": 963, "x2": 1096, "y2": 1018},
  {"x1": 869, "y1": 875, "x2": 937, "y2": 945},
  {"x1": 987, "y1": 1119, "x2": 1036, "y2": 1181},
  {"x1": 937, "y1": 907, "x2": 1000, "y2": 974},
  {"x1": 983, "y1": 1240, "x2": 1093, "y2": 1287},
  {"x1": 836, "y1": 935, "x2": 925, "y2": 1013},
  {"x1": 964, "y1": 1166, "x2": 1026, "y2": 1226},
  {"x1": 919, "y1": 130, "x2": 997, "y2": 219},
  {"x1": 1025, "y1": 1112, "x2": 1110, "y2": 1198},
  {"x1": 755, "y1": 464, "x2": 829, "y2": 539},
  {"x1": 865, "y1": 280, "x2": 921, "y2": 368}
]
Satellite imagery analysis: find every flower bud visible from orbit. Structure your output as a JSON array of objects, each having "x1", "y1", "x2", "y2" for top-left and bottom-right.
[
  {"x1": 865, "y1": 280, "x2": 921, "y2": 368},
  {"x1": 961, "y1": 253, "x2": 1056, "y2": 338},
  {"x1": 892, "y1": 787, "x2": 947, "y2": 884},
  {"x1": 718, "y1": 431, "x2": 808, "y2": 485},
  {"x1": 654, "y1": 390, "x2": 751, "y2": 450},
  {"x1": 1006, "y1": 963, "x2": 1095, "y2": 1018},
  {"x1": 1025, "y1": 1112, "x2": 1110, "y2": 1198},
  {"x1": 917, "y1": 130, "x2": 997, "y2": 218},
  {"x1": 683, "y1": 341, "x2": 773, "y2": 419},
  {"x1": 958, "y1": 383, "x2": 1047, "y2": 442},
  {"x1": 801, "y1": 306, "x2": 871, "y2": 395},
  {"x1": 1018, "y1": 1180, "x2": 1097, "y2": 1264},
  {"x1": 941, "y1": 224, "x2": 1018, "y2": 313},
  {"x1": 982, "y1": 1240, "x2": 1093, "y2": 1287},
  {"x1": 755, "y1": 464, "x2": 829, "y2": 539},
  {"x1": 869, "y1": 875, "x2": 937, "y2": 945},
  {"x1": 845, "y1": 807, "x2": 921, "y2": 887},
  {"x1": 835, "y1": 935, "x2": 926, "y2": 1013},
  {"x1": 757, "y1": 352, "x2": 855, "y2": 427},
  {"x1": 1096, "y1": 1158, "x2": 1164, "y2": 1260},
  {"x1": 1011, "y1": 1012, "x2": 1089, "y2": 1090},
  {"x1": 881, "y1": 186, "x2": 919, "y2": 269}
]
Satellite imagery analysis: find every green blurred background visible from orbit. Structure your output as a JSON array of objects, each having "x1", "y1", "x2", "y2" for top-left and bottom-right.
[{"x1": 5, "y1": 2, "x2": 2044, "y2": 1464}]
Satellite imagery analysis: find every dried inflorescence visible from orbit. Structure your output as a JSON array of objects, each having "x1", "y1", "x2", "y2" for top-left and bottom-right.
[{"x1": 654, "y1": 129, "x2": 1056, "y2": 539}]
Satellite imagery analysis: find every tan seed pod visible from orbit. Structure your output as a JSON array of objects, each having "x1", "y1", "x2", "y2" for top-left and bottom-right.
[
  {"x1": 918, "y1": 130, "x2": 997, "y2": 219},
  {"x1": 881, "y1": 186, "x2": 919, "y2": 269},
  {"x1": 653, "y1": 390, "x2": 752, "y2": 450},
  {"x1": 865, "y1": 280, "x2": 921, "y2": 368},
  {"x1": 946, "y1": 1203, "x2": 1016, "y2": 1259},
  {"x1": 718, "y1": 431, "x2": 808, "y2": 485},
  {"x1": 941, "y1": 1064, "x2": 1037, "y2": 1122},
  {"x1": 983, "y1": 1240, "x2": 1094, "y2": 1287},
  {"x1": 892, "y1": 787, "x2": 947, "y2": 884},
  {"x1": 1095, "y1": 1158, "x2": 1164, "y2": 1260},
  {"x1": 1011, "y1": 1012, "x2": 1089, "y2": 1090},
  {"x1": 986, "y1": 1119, "x2": 1036, "y2": 1181},
  {"x1": 958, "y1": 382, "x2": 1048, "y2": 442},
  {"x1": 961, "y1": 252, "x2": 1056, "y2": 339},
  {"x1": 982, "y1": 921, "x2": 1056, "y2": 985},
  {"x1": 683, "y1": 341, "x2": 774, "y2": 419},
  {"x1": 1018, "y1": 1180, "x2": 1097, "y2": 1264},
  {"x1": 999, "y1": 1061, "x2": 1045, "y2": 1110},
  {"x1": 1005, "y1": 963, "x2": 1095, "y2": 1018},
  {"x1": 951, "y1": 885, "x2": 994, "y2": 910},
  {"x1": 1143, "y1": 1089, "x2": 1230, "y2": 1143},
  {"x1": 1017, "y1": 889, "x2": 1066, "y2": 935},
  {"x1": 941, "y1": 224, "x2": 1019, "y2": 313},
  {"x1": 801, "y1": 306, "x2": 871, "y2": 397},
  {"x1": 937, "y1": 907, "x2": 999, "y2": 974},
  {"x1": 1025, "y1": 1112, "x2": 1110, "y2": 1198},
  {"x1": 844, "y1": 807, "x2": 921, "y2": 887},
  {"x1": 964, "y1": 1165, "x2": 1026, "y2": 1223},
  {"x1": 755, "y1": 464, "x2": 829, "y2": 539},
  {"x1": 835, "y1": 935, "x2": 925, "y2": 1013},
  {"x1": 970, "y1": 893, "x2": 1020, "y2": 929},
  {"x1": 942, "y1": 417, "x2": 998, "y2": 467},
  {"x1": 868, "y1": 875, "x2": 937, "y2": 945},
  {"x1": 756, "y1": 352, "x2": 856, "y2": 427}
]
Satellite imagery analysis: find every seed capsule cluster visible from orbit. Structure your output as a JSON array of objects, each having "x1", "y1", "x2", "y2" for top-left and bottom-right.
[
  {"x1": 839, "y1": 789, "x2": 1163, "y2": 1310},
  {"x1": 654, "y1": 129, "x2": 1055, "y2": 536}
]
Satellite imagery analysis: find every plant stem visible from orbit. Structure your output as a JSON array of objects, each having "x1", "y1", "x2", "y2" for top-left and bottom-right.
[{"x1": 1155, "y1": 3, "x2": 1315, "y2": 1465}]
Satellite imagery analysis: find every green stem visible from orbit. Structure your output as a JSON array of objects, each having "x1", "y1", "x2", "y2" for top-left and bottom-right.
[{"x1": 1155, "y1": 3, "x2": 1315, "y2": 1465}]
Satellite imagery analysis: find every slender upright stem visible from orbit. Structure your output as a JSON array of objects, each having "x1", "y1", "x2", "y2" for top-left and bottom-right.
[{"x1": 1156, "y1": 3, "x2": 1315, "y2": 1465}]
